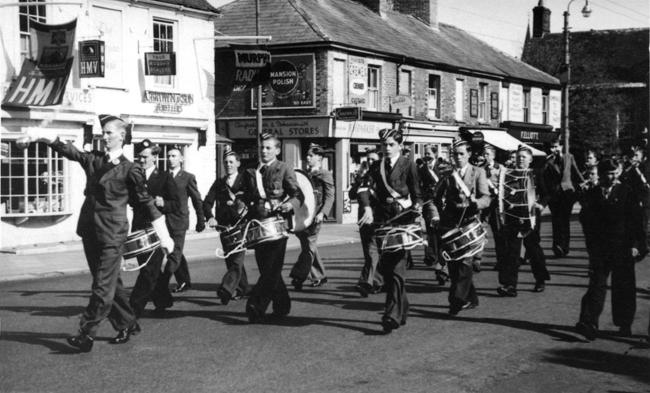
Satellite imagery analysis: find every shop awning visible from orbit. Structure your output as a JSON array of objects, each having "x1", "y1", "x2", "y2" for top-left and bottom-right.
[{"x1": 469, "y1": 130, "x2": 546, "y2": 156}]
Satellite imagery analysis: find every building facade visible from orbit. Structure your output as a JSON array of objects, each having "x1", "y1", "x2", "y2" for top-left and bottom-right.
[
  {"x1": 1, "y1": 0, "x2": 220, "y2": 249},
  {"x1": 523, "y1": 1, "x2": 649, "y2": 157},
  {"x1": 214, "y1": 0, "x2": 561, "y2": 223}
]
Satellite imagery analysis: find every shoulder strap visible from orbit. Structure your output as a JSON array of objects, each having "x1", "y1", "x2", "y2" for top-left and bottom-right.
[{"x1": 380, "y1": 158, "x2": 402, "y2": 199}]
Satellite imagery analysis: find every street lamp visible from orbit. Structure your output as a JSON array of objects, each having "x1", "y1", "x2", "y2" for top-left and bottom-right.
[{"x1": 563, "y1": 0, "x2": 592, "y2": 152}]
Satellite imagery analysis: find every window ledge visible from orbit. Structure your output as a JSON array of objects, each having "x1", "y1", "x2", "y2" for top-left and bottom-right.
[{"x1": 1, "y1": 212, "x2": 73, "y2": 226}]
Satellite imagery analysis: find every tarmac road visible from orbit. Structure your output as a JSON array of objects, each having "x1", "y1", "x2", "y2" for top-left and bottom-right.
[{"x1": 1, "y1": 221, "x2": 649, "y2": 393}]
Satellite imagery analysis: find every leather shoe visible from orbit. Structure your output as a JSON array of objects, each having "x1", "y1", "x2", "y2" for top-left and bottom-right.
[
  {"x1": 449, "y1": 300, "x2": 477, "y2": 316},
  {"x1": 576, "y1": 321, "x2": 597, "y2": 341},
  {"x1": 355, "y1": 283, "x2": 370, "y2": 298},
  {"x1": 173, "y1": 282, "x2": 191, "y2": 293},
  {"x1": 311, "y1": 277, "x2": 328, "y2": 287},
  {"x1": 291, "y1": 278, "x2": 303, "y2": 292},
  {"x1": 246, "y1": 304, "x2": 265, "y2": 324},
  {"x1": 533, "y1": 281, "x2": 546, "y2": 293},
  {"x1": 497, "y1": 285, "x2": 517, "y2": 297},
  {"x1": 552, "y1": 244, "x2": 565, "y2": 258},
  {"x1": 67, "y1": 333, "x2": 94, "y2": 352},
  {"x1": 217, "y1": 287, "x2": 232, "y2": 305},
  {"x1": 109, "y1": 323, "x2": 140, "y2": 344},
  {"x1": 381, "y1": 316, "x2": 400, "y2": 333}
]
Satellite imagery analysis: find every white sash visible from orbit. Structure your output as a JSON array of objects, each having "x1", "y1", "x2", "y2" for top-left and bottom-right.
[
  {"x1": 452, "y1": 169, "x2": 472, "y2": 198},
  {"x1": 380, "y1": 158, "x2": 412, "y2": 209},
  {"x1": 256, "y1": 165, "x2": 267, "y2": 199},
  {"x1": 427, "y1": 166, "x2": 439, "y2": 183}
]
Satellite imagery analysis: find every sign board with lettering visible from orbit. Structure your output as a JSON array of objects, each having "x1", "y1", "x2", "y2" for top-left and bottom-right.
[
  {"x1": 529, "y1": 87, "x2": 543, "y2": 124},
  {"x1": 3, "y1": 19, "x2": 76, "y2": 107},
  {"x1": 79, "y1": 40, "x2": 104, "y2": 77},
  {"x1": 226, "y1": 117, "x2": 331, "y2": 139},
  {"x1": 145, "y1": 52, "x2": 176, "y2": 76},
  {"x1": 508, "y1": 83, "x2": 524, "y2": 122},
  {"x1": 252, "y1": 53, "x2": 315, "y2": 109},
  {"x1": 390, "y1": 95, "x2": 412, "y2": 116},
  {"x1": 349, "y1": 56, "x2": 367, "y2": 106},
  {"x1": 143, "y1": 90, "x2": 194, "y2": 114},
  {"x1": 549, "y1": 89, "x2": 562, "y2": 129},
  {"x1": 215, "y1": 44, "x2": 271, "y2": 97},
  {"x1": 334, "y1": 107, "x2": 362, "y2": 121}
]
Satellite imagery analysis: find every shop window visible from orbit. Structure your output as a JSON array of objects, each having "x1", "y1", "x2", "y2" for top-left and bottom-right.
[
  {"x1": 542, "y1": 94, "x2": 549, "y2": 124},
  {"x1": 1, "y1": 141, "x2": 67, "y2": 215},
  {"x1": 427, "y1": 74, "x2": 440, "y2": 120},
  {"x1": 455, "y1": 79, "x2": 464, "y2": 121},
  {"x1": 156, "y1": 143, "x2": 186, "y2": 171},
  {"x1": 478, "y1": 83, "x2": 488, "y2": 121},
  {"x1": 523, "y1": 90, "x2": 531, "y2": 122},
  {"x1": 19, "y1": 0, "x2": 46, "y2": 61},
  {"x1": 152, "y1": 19, "x2": 175, "y2": 86},
  {"x1": 367, "y1": 66, "x2": 380, "y2": 110}
]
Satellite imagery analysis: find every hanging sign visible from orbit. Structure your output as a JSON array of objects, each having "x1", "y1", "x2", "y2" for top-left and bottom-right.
[
  {"x1": 145, "y1": 52, "x2": 176, "y2": 75},
  {"x1": 3, "y1": 19, "x2": 76, "y2": 107},
  {"x1": 79, "y1": 40, "x2": 105, "y2": 77},
  {"x1": 252, "y1": 53, "x2": 315, "y2": 109},
  {"x1": 215, "y1": 44, "x2": 271, "y2": 97}
]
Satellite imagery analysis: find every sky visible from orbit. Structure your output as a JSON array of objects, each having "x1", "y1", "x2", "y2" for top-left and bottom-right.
[{"x1": 209, "y1": 0, "x2": 649, "y2": 58}]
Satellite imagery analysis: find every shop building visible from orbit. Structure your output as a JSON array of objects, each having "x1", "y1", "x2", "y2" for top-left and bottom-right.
[
  {"x1": 214, "y1": 0, "x2": 561, "y2": 223},
  {"x1": 1, "y1": 0, "x2": 221, "y2": 249}
]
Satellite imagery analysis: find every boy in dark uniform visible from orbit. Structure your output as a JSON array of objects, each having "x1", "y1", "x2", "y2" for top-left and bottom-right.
[
  {"x1": 434, "y1": 139, "x2": 491, "y2": 315},
  {"x1": 290, "y1": 143, "x2": 335, "y2": 289},
  {"x1": 241, "y1": 133, "x2": 300, "y2": 323},
  {"x1": 576, "y1": 159, "x2": 642, "y2": 340},
  {"x1": 358, "y1": 128, "x2": 422, "y2": 333},
  {"x1": 418, "y1": 144, "x2": 445, "y2": 283},
  {"x1": 203, "y1": 151, "x2": 250, "y2": 305}
]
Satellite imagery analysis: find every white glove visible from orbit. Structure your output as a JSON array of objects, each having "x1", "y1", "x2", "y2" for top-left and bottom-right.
[{"x1": 151, "y1": 215, "x2": 174, "y2": 254}]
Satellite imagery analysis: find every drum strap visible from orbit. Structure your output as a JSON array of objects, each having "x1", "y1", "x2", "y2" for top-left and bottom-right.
[
  {"x1": 256, "y1": 165, "x2": 267, "y2": 199},
  {"x1": 380, "y1": 158, "x2": 412, "y2": 209},
  {"x1": 427, "y1": 167, "x2": 439, "y2": 183}
]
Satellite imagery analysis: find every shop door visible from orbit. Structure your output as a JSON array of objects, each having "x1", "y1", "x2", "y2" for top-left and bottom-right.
[{"x1": 320, "y1": 150, "x2": 336, "y2": 222}]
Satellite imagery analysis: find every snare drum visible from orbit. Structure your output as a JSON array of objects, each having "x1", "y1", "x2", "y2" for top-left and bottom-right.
[
  {"x1": 220, "y1": 224, "x2": 245, "y2": 254},
  {"x1": 245, "y1": 217, "x2": 288, "y2": 249},
  {"x1": 498, "y1": 168, "x2": 536, "y2": 226},
  {"x1": 122, "y1": 227, "x2": 160, "y2": 271},
  {"x1": 440, "y1": 217, "x2": 486, "y2": 262},
  {"x1": 375, "y1": 224, "x2": 424, "y2": 254}
]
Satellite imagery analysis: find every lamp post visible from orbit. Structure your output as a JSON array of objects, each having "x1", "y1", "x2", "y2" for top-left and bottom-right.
[{"x1": 562, "y1": 0, "x2": 592, "y2": 152}]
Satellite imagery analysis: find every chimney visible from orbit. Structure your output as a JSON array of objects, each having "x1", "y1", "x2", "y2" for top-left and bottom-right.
[
  {"x1": 532, "y1": 0, "x2": 551, "y2": 38},
  {"x1": 394, "y1": 0, "x2": 439, "y2": 29}
]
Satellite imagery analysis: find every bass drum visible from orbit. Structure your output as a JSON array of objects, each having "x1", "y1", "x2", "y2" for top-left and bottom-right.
[{"x1": 288, "y1": 169, "x2": 316, "y2": 233}]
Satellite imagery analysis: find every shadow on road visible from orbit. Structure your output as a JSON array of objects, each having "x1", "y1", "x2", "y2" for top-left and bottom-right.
[
  {"x1": 1, "y1": 331, "x2": 81, "y2": 355},
  {"x1": 0, "y1": 305, "x2": 85, "y2": 317},
  {"x1": 541, "y1": 348, "x2": 650, "y2": 385}
]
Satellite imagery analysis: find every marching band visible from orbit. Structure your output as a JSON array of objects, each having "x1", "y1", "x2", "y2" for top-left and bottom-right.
[{"x1": 21, "y1": 116, "x2": 649, "y2": 350}]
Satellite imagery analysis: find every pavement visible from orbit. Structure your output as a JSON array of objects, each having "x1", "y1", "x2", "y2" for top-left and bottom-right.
[{"x1": 0, "y1": 223, "x2": 361, "y2": 282}]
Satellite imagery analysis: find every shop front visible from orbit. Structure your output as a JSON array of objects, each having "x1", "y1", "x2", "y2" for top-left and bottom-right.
[{"x1": 501, "y1": 121, "x2": 557, "y2": 151}]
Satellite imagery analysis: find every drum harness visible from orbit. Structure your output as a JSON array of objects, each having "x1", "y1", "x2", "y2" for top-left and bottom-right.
[
  {"x1": 375, "y1": 161, "x2": 423, "y2": 253},
  {"x1": 498, "y1": 168, "x2": 537, "y2": 232}
]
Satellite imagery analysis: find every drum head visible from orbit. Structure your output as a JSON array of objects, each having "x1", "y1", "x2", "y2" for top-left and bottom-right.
[{"x1": 290, "y1": 169, "x2": 316, "y2": 233}]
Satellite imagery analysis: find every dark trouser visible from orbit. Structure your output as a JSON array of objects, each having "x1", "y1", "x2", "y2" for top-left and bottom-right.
[
  {"x1": 358, "y1": 224, "x2": 383, "y2": 288},
  {"x1": 485, "y1": 205, "x2": 505, "y2": 270},
  {"x1": 548, "y1": 191, "x2": 576, "y2": 253},
  {"x1": 129, "y1": 248, "x2": 173, "y2": 319},
  {"x1": 378, "y1": 249, "x2": 409, "y2": 325},
  {"x1": 290, "y1": 222, "x2": 326, "y2": 282},
  {"x1": 220, "y1": 249, "x2": 249, "y2": 297},
  {"x1": 247, "y1": 238, "x2": 290, "y2": 316},
  {"x1": 448, "y1": 259, "x2": 478, "y2": 308},
  {"x1": 579, "y1": 245, "x2": 636, "y2": 329},
  {"x1": 499, "y1": 224, "x2": 550, "y2": 288},
  {"x1": 79, "y1": 235, "x2": 135, "y2": 337},
  {"x1": 423, "y1": 205, "x2": 439, "y2": 265},
  {"x1": 171, "y1": 229, "x2": 190, "y2": 286}
]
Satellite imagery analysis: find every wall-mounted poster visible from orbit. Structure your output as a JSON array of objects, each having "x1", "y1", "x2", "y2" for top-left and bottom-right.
[{"x1": 252, "y1": 53, "x2": 315, "y2": 109}]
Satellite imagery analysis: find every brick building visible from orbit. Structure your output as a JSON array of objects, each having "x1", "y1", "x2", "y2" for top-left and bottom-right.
[
  {"x1": 522, "y1": 1, "x2": 649, "y2": 157},
  {"x1": 214, "y1": 0, "x2": 560, "y2": 223}
]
